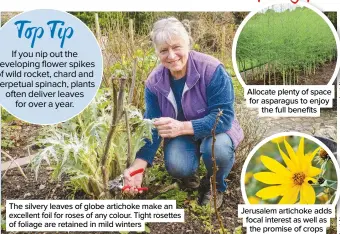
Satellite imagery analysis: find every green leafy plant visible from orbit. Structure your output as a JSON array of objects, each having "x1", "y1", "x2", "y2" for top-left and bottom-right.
[
  {"x1": 1, "y1": 138, "x2": 15, "y2": 149},
  {"x1": 1, "y1": 205, "x2": 5, "y2": 232},
  {"x1": 154, "y1": 189, "x2": 188, "y2": 208},
  {"x1": 31, "y1": 89, "x2": 154, "y2": 198},
  {"x1": 1, "y1": 108, "x2": 16, "y2": 123},
  {"x1": 189, "y1": 200, "x2": 214, "y2": 232},
  {"x1": 236, "y1": 6, "x2": 336, "y2": 85},
  {"x1": 144, "y1": 164, "x2": 173, "y2": 187},
  {"x1": 1, "y1": 109, "x2": 20, "y2": 149},
  {"x1": 1, "y1": 218, "x2": 5, "y2": 232}
]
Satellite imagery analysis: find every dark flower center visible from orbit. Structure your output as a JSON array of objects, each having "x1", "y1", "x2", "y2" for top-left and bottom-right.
[{"x1": 293, "y1": 172, "x2": 305, "y2": 185}]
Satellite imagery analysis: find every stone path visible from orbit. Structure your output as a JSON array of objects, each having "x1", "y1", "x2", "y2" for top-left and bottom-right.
[{"x1": 250, "y1": 108, "x2": 337, "y2": 140}]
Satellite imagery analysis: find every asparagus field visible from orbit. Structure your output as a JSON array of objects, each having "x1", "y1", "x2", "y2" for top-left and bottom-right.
[{"x1": 236, "y1": 7, "x2": 337, "y2": 85}]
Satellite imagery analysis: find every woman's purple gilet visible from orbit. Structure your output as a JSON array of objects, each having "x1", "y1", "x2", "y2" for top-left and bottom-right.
[{"x1": 146, "y1": 51, "x2": 244, "y2": 148}]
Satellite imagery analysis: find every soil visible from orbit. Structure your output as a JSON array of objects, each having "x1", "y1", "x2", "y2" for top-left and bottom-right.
[
  {"x1": 242, "y1": 60, "x2": 336, "y2": 85},
  {"x1": 1, "y1": 123, "x2": 244, "y2": 234},
  {"x1": 1, "y1": 121, "x2": 41, "y2": 161}
]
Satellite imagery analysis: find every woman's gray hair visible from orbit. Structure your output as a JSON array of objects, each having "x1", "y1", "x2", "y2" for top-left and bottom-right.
[{"x1": 150, "y1": 17, "x2": 191, "y2": 51}]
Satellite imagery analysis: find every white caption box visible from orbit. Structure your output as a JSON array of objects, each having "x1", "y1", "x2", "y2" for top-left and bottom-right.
[
  {"x1": 245, "y1": 85, "x2": 334, "y2": 117},
  {"x1": 238, "y1": 204, "x2": 335, "y2": 234},
  {"x1": 6, "y1": 200, "x2": 184, "y2": 232}
]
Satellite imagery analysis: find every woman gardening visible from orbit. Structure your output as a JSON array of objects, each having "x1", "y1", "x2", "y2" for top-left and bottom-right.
[{"x1": 123, "y1": 17, "x2": 244, "y2": 208}]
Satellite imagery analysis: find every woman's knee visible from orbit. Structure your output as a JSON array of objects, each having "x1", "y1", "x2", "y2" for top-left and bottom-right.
[
  {"x1": 200, "y1": 133, "x2": 235, "y2": 163},
  {"x1": 165, "y1": 158, "x2": 197, "y2": 178},
  {"x1": 164, "y1": 136, "x2": 199, "y2": 178}
]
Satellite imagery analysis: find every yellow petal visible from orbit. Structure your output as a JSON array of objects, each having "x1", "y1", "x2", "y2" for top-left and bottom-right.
[
  {"x1": 244, "y1": 172, "x2": 253, "y2": 184},
  {"x1": 256, "y1": 185, "x2": 283, "y2": 200},
  {"x1": 297, "y1": 137, "x2": 305, "y2": 158},
  {"x1": 298, "y1": 138, "x2": 308, "y2": 172},
  {"x1": 306, "y1": 147, "x2": 321, "y2": 163},
  {"x1": 248, "y1": 196, "x2": 261, "y2": 204},
  {"x1": 307, "y1": 166, "x2": 322, "y2": 177},
  {"x1": 284, "y1": 139, "x2": 300, "y2": 170},
  {"x1": 300, "y1": 154, "x2": 310, "y2": 172},
  {"x1": 260, "y1": 156, "x2": 292, "y2": 177},
  {"x1": 300, "y1": 184, "x2": 316, "y2": 204},
  {"x1": 277, "y1": 143, "x2": 297, "y2": 172},
  {"x1": 253, "y1": 172, "x2": 289, "y2": 185},
  {"x1": 271, "y1": 136, "x2": 285, "y2": 144},
  {"x1": 279, "y1": 185, "x2": 299, "y2": 204}
]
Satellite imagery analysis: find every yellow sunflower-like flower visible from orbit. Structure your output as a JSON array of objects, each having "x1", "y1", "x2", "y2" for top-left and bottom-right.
[{"x1": 253, "y1": 137, "x2": 322, "y2": 204}]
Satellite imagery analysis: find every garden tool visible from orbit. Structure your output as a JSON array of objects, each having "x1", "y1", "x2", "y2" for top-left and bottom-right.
[{"x1": 108, "y1": 168, "x2": 148, "y2": 193}]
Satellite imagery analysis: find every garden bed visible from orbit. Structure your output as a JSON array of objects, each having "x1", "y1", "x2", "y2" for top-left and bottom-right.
[
  {"x1": 1, "y1": 120, "x2": 244, "y2": 234},
  {"x1": 1, "y1": 162, "x2": 244, "y2": 234}
]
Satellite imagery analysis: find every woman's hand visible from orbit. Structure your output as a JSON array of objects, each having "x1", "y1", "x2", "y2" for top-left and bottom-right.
[
  {"x1": 123, "y1": 159, "x2": 147, "y2": 195},
  {"x1": 154, "y1": 117, "x2": 193, "y2": 138}
]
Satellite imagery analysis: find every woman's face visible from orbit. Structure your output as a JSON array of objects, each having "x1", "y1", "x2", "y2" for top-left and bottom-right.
[{"x1": 156, "y1": 37, "x2": 189, "y2": 79}]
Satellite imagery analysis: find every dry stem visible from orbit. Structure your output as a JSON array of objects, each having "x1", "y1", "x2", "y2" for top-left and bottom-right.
[
  {"x1": 1, "y1": 150, "x2": 28, "y2": 180},
  {"x1": 101, "y1": 77, "x2": 127, "y2": 197},
  {"x1": 124, "y1": 108, "x2": 132, "y2": 168},
  {"x1": 128, "y1": 59, "x2": 137, "y2": 104},
  {"x1": 211, "y1": 109, "x2": 226, "y2": 233}
]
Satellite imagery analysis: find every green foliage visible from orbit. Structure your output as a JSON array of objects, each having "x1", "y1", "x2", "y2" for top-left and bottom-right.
[
  {"x1": 233, "y1": 226, "x2": 243, "y2": 234},
  {"x1": 324, "y1": 12, "x2": 337, "y2": 29},
  {"x1": 1, "y1": 212, "x2": 5, "y2": 231},
  {"x1": 1, "y1": 138, "x2": 15, "y2": 149},
  {"x1": 154, "y1": 189, "x2": 188, "y2": 208},
  {"x1": 189, "y1": 200, "x2": 214, "y2": 232},
  {"x1": 107, "y1": 49, "x2": 158, "y2": 110},
  {"x1": 147, "y1": 163, "x2": 188, "y2": 208},
  {"x1": 144, "y1": 225, "x2": 151, "y2": 233},
  {"x1": 1, "y1": 108, "x2": 16, "y2": 123},
  {"x1": 1, "y1": 204, "x2": 5, "y2": 231},
  {"x1": 1, "y1": 108, "x2": 20, "y2": 149},
  {"x1": 31, "y1": 88, "x2": 154, "y2": 198},
  {"x1": 1, "y1": 123, "x2": 21, "y2": 150},
  {"x1": 232, "y1": 78, "x2": 244, "y2": 104},
  {"x1": 145, "y1": 164, "x2": 173, "y2": 186},
  {"x1": 236, "y1": 6, "x2": 337, "y2": 85}
]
